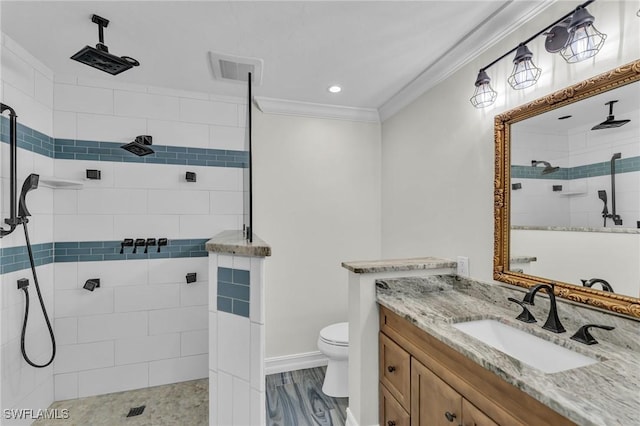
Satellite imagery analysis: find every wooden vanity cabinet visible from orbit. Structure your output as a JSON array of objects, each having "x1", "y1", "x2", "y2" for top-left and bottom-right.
[{"x1": 379, "y1": 305, "x2": 576, "y2": 426}]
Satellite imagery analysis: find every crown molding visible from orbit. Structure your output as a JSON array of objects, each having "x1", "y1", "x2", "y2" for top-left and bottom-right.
[
  {"x1": 379, "y1": 0, "x2": 556, "y2": 122},
  {"x1": 254, "y1": 96, "x2": 379, "y2": 123}
]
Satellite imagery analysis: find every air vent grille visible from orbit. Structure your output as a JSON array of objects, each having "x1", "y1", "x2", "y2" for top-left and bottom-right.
[{"x1": 209, "y1": 52, "x2": 263, "y2": 85}]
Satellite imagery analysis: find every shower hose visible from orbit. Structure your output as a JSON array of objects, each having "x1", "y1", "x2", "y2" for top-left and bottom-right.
[{"x1": 19, "y1": 221, "x2": 56, "y2": 368}]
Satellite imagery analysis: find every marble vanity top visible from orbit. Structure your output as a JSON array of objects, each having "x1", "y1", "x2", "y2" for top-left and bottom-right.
[{"x1": 376, "y1": 275, "x2": 640, "y2": 426}]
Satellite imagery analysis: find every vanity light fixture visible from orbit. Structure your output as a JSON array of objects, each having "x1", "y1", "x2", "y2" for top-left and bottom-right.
[
  {"x1": 507, "y1": 45, "x2": 541, "y2": 90},
  {"x1": 559, "y1": 6, "x2": 606, "y2": 63},
  {"x1": 328, "y1": 85, "x2": 342, "y2": 93},
  {"x1": 470, "y1": 70, "x2": 498, "y2": 108},
  {"x1": 470, "y1": 0, "x2": 604, "y2": 108}
]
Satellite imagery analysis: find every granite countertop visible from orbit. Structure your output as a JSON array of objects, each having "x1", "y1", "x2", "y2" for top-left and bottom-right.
[
  {"x1": 512, "y1": 225, "x2": 640, "y2": 234},
  {"x1": 376, "y1": 275, "x2": 640, "y2": 426},
  {"x1": 341, "y1": 257, "x2": 456, "y2": 274},
  {"x1": 205, "y1": 230, "x2": 271, "y2": 257}
]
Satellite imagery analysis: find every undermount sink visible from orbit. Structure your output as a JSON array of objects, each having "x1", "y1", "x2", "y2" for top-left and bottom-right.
[{"x1": 452, "y1": 319, "x2": 599, "y2": 374}]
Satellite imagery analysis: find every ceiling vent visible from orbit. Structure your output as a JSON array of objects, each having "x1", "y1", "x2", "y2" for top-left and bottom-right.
[{"x1": 208, "y1": 52, "x2": 263, "y2": 86}]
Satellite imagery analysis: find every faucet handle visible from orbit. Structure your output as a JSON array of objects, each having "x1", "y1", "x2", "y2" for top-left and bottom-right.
[
  {"x1": 570, "y1": 324, "x2": 615, "y2": 345},
  {"x1": 507, "y1": 297, "x2": 537, "y2": 323}
]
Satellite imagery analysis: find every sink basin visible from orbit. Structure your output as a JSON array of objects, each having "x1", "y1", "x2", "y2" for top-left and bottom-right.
[{"x1": 452, "y1": 319, "x2": 598, "y2": 374}]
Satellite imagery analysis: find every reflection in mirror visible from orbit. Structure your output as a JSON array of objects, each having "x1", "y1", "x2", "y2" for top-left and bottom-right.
[
  {"x1": 494, "y1": 59, "x2": 640, "y2": 318},
  {"x1": 509, "y1": 81, "x2": 640, "y2": 298}
]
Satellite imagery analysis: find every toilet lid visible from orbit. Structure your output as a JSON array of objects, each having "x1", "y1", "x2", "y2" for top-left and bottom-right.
[{"x1": 320, "y1": 322, "x2": 349, "y2": 345}]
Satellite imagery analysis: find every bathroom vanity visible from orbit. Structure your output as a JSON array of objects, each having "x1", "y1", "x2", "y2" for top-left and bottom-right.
[{"x1": 376, "y1": 275, "x2": 640, "y2": 426}]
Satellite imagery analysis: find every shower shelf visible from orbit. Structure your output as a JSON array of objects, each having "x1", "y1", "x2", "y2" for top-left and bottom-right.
[
  {"x1": 39, "y1": 176, "x2": 83, "y2": 189},
  {"x1": 558, "y1": 191, "x2": 587, "y2": 196}
]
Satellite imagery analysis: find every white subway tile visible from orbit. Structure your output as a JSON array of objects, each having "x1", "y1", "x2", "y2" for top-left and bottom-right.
[
  {"x1": 148, "y1": 189, "x2": 210, "y2": 215},
  {"x1": 54, "y1": 372, "x2": 78, "y2": 401},
  {"x1": 54, "y1": 288, "x2": 114, "y2": 318},
  {"x1": 178, "y1": 214, "x2": 238, "y2": 239},
  {"x1": 114, "y1": 90, "x2": 179, "y2": 120},
  {"x1": 53, "y1": 73, "x2": 77, "y2": 85},
  {"x1": 209, "y1": 372, "x2": 217, "y2": 424},
  {"x1": 78, "y1": 363, "x2": 148, "y2": 397},
  {"x1": 209, "y1": 313, "x2": 217, "y2": 370},
  {"x1": 54, "y1": 341, "x2": 114, "y2": 374},
  {"x1": 53, "y1": 189, "x2": 78, "y2": 215},
  {"x1": 232, "y1": 256, "x2": 250, "y2": 271},
  {"x1": 148, "y1": 306, "x2": 208, "y2": 335},
  {"x1": 4, "y1": 35, "x2": 54, "y2": 78},
  {"x1": 250, "y1": 259, "x2": 264, "y2": 324},
  {"x1": 76, "y1": 113, "x2": 147, "y2": 143},
  {"x1": 1, "y1": 339, "x2": 36, "y2": 407},
  {"x1": 77, "y1": 311, "x2": 148, "y2": 343},
  {"x1": 233, "y1": 376, "x2": 251, "y2": 425},
  {"x1": 77, "y1": 188, "x2": 147, "y2": 215},
  {"x1": 54, "y1": 159, "x2": 116, "y2": 188},
  {"x1": 181, "y1": 329, "x2": 208, "y2": 356},
  {"x1": 217, "y1": 254, "x2": 233, "y2": 268},
  {"x1": 26, "y1": 185, "x2": 53, "y2": 215},
  {"x1": 148, "y1": 353, "x2": 208, "y2": 386},
  {"x1": 1, "y1": 47, "x2": 35, "y2": 97},
  {"x1": 114, "y1": 283, "x2": 179, "y2": 312},
  {"x1": 54, "y1": 318, "x2": 78, "y2": 345},
  {"x1": 181, "y1": 280, "x2": 208, "y2": 307},
  {"x1": 147, "y1": 119, "x2": 209, "y2": 148},
  {"x1": 216, "y1": 371, "x2": 233, "y2": 425},
  {"x1": 179, "y1": 98, "x2": 238, "y2": 126},
  {"x1": 10, "y1": 376, "x2": 54, "y2": 423},
  {"x1": 112, "y1": 163, "x2": 179, "y2": 190},
  {"x1": 147, "y1": 86, "x2": 208, "y2": 100},
  {"x1": 238, "y1": 104, "x2": 247, "y2": 128},
  {"x1": 115, "y1": 333, "x2": 180, "y2": 365},
  {"x1": 114, "y1": 215, "x2": 180, "y2": 239},
  {"x1": 217, "y1": 311, "x2": 250, "y2": 381},
  {"x1": 250, "y1": 388, "x2": 266, "y2": 426},
  {"x1": 209, "y1": 125, "x2": 245, "y2": 151},
  {"x1": 201, "y1": 167, "x2": 242, "y2": 191},
  {"x1": 34, "y1": 70, "x2": 54, "y2": 109},
  {"x1": 250, "y1": 322, "x2": 264, "y2": 392},
  {"x1": 54, "y1": 84, "x2": 113, "y2": 114},
  {"x1": 148, "y1": 258, "x2": 208, "y2": 285},
  {"x1": 210, "y1": 191, "x2": 242, "y2": 215},
  {"x1": 77, "y1": 260, "x2": 148, "y2": 288},
  {"x1": 3, "y1": 83, "x2": 53, "y2": 135},
  {"x1": 77, "y1": 76, "x2": 147, "y2": 93},
  {"x1": 54, "y1": 215, "x2": 114, "y2": 241},
  {"x1": 208, "y1": 256, "x2": 219, "y2": 313}
]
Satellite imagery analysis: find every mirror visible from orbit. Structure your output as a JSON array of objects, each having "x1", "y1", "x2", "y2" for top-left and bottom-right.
[{"x1": 494, "y1": 59, "x2": 640, "y2": 319}]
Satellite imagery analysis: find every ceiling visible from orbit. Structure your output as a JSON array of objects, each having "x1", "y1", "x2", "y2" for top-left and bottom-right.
[{"x1": 1, "y1": 1, "x2": 552, "y2": 116}]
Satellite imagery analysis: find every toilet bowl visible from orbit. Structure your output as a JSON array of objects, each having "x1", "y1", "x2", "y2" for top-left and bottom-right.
[{"x1": 317, "y1": 322, "x2": 349, "y2": 397}]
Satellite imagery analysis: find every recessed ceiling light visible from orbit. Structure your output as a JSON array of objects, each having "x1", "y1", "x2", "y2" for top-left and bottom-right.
[{"x1": 328, "y1": 85, "x2": 342, "y2": 93}]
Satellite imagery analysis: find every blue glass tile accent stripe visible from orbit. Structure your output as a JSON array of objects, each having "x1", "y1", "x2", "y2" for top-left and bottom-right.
[
  {"x1": 511, "y1": 157, "x2": 640, "y2": 180},
  {"x1": 1, "y1": 239, "x2": 209, "y2": 274},
  {"x1": 217, "y1": 267, "x2": 250, "y2": 317},
  {"x1": 1, "y1": 116, "x2": 248, "y2": 168},
  {"x1": 0, "y1": 243, "x2": 54, "y2": 274}
]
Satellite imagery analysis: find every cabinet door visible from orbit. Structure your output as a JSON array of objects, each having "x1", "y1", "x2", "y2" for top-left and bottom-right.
[
  {"x1": 380, "y1": 383, "x2": 410, "y2": 426},
  {"x1": 380, "y1": 332, "x2": 411, "y2": 411},
  {"x1": 411, "y1": 358, "x2": 462, "y2": 426},
  {"x1": 462, "y1": 399, "x2": 499, "y2": 426}
]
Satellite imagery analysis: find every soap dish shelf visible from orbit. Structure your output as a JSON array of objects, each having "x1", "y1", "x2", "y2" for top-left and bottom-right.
[{"x1": 38, "y1": 176, "x2": 84, "y2": 189}]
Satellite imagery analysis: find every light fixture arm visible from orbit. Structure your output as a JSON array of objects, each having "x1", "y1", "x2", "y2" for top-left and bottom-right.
[{"x1": 478, "y1": 0, "x2": 596, "y2": 73}]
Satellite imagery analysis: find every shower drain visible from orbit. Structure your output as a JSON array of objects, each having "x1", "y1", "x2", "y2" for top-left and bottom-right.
[{"x1": 126, "y1": 405, "x2": 146, "y2": 417}]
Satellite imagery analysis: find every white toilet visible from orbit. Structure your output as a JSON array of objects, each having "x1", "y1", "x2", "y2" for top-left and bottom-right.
[{"x1": 317, "y1": 322, "x2": 349, "y2": 397}]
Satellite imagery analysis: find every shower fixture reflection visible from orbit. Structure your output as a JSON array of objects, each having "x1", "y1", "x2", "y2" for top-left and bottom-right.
[
  {"x1": 531, "y1": 160, "x2": 560, "y2": 175},
  {"x1": 121, "y1": 135, "x2": 154, "y2": 157}
]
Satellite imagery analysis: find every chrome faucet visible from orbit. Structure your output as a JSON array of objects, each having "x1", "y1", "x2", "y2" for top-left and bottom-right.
[
  {"x1": 581, "y1": 278, "x2": 614, "y2": 293},
  {"x1": 522, "y1": 283, "x2": 566, "y2": 333}
]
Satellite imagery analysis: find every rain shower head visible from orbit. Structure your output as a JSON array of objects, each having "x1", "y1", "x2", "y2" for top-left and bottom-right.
[
  {"x1": 531, "y1": 160, "x2": 559, "y2": 175},
  {"x1": 70, "y1": 15, "x2": 140, "y2": 76},
  {"x1": 591, "y1": 100, "x2": 630, "y2": 130},
  {"x1": 121, "y1": 135, "x2": 154, "y2": 156},
  {"x1": 18, "y1": 174, "x2": 39, "y2": 218}
]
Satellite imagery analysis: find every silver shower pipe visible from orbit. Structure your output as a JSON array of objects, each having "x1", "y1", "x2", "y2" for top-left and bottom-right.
[{"x1": 0, "y1": 102, "x2": 20, "y2": 238}]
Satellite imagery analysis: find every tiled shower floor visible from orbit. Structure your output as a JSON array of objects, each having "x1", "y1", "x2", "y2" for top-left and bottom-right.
[{"x1": 32, "y1": 367, "x2": 347, "y2": 426}]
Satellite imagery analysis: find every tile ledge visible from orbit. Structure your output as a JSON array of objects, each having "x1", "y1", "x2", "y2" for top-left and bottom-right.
[
  {"x1": 341, "y1": 256, "x2": 456, "y2": 274},
  {"x1": 205, "y1": 230, "x2": 271, "y2": 257}
]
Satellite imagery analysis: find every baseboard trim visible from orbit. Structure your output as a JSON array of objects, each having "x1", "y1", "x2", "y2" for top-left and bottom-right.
[
  {"x1": 346, "y1": 407, "x2": 368, "y2": 426},
  {"x1": 265, "y1": 351, "x2": 328, "y2": 375}
]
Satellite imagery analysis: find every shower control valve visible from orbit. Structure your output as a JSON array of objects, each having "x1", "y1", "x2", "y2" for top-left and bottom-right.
[
  {"x1": 157, "y1": 238, "x2": 168, "y2": 253},
  {"x1": 133, "y1": 238, "x2": 146, "y2": 254},
  {"x1": 120, "y1": 238, "x2": 134, "y2": 254},
  {"x1": 144, "y1": 238, "x2": 157, "y2": 254}
]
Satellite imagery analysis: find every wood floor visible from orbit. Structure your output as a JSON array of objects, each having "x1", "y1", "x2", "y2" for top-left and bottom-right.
[
  {"x1": 266, "y1": 367, "x2": 348, "y2": 426},
  {"x1": 31, "y1": 367, "x2": 346, "y2": 426}
]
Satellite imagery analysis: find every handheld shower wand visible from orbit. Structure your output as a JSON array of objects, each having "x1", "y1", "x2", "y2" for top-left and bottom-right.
[
  {"x1": 17, "y1": 174, "x2": 57, "y2": 368},
  {"x1": 598, "y1": 190, "x2": 608, "y2": 226}
]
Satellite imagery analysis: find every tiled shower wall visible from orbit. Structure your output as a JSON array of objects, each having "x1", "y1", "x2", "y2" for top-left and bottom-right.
[
  {"x1": 511, "y1": 118, "x2": 640, "y2": 228},
  {"x1": 2, "y1": 33, "x2": 247, "y2": 420}
]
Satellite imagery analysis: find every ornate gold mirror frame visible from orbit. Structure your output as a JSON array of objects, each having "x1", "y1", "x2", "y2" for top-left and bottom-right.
[{"x1": 494, "y1": 59, "x2": 640, "y2": 319}]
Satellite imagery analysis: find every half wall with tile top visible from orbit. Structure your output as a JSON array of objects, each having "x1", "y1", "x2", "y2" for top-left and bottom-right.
[{"x1": 206, "y1": 230, "x2": 271, "y2": 426}]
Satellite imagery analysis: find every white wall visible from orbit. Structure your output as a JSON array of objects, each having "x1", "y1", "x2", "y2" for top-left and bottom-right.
[
  {"x1": 253, "y1": 111, "x2": 381, "y2": 358},
  {"x1": 1, "y1": 34, "x2": 56, "y2": 425},
  {"x1": 381, "y1": 1, "x2": 640, "y2": 281}
]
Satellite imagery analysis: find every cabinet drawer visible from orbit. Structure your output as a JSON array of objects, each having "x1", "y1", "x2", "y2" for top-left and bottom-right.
[
  {"x1": 380, "y1": 383, "x2": 410, "y2": 426},
  {"x1": 380, "y1": 332, "x2": 411, "y2": 411}
]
